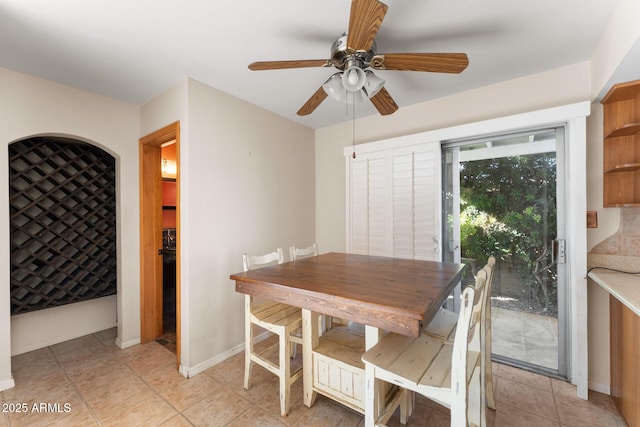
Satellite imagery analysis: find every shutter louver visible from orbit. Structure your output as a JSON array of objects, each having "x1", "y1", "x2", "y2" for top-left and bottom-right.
[
  {"x1": 393, "y1": 153, "x2": 414, "y2": 258},
  {"x1": 413, "y1": 150, "x2": 437, "y2": 260},
  {"x1": 367, "y1": 157, "x2": 386, "y2": 256}
]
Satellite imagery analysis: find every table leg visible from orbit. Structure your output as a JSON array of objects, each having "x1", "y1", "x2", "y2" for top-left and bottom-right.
[
  {"x1": 364, "y1": 325, "x2": 382, "y2": 350},
  {"x1": 364, "y1": 325, "x2": 385, "y2": 424},
  {"x1": 302, "y1": 308, "x2": 319, "y2": 407}
]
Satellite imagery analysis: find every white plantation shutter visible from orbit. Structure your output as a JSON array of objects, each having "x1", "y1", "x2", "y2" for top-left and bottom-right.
[
  {"x1": 350, "y1": 158, "x2": 369, "y2": 254},
  {"x1": 392, "y1": 152, "x2": 414, "y2": 258},
  {"x1": 413, "y1": 150, "x2": 438, "y2": 260},
  {"x1": 367, "y1": 157, "x2": 387, "y2": 255},
  {"x1": 349, "y1": 154, "x2": 388, "y2": 256},
  {"x1": 346, "y1": 141, "x2": 440, "y2": 261}
]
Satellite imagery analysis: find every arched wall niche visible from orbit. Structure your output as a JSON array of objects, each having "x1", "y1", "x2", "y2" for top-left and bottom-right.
[{"x1": 8, "y1": 134, "x2": 119, "y2": 316}]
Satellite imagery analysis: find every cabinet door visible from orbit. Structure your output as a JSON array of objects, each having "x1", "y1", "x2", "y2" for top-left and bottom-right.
[{"x1": 610, "y1": 296, "x2": 639, "y2": 426}]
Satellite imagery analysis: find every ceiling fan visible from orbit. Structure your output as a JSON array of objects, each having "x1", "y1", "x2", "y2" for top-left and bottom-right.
[{"x1": 248, "y1": 0, "x2": 469, "y2": 117}]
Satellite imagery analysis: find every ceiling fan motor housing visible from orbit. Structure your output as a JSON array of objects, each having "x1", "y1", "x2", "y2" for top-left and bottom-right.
[{"x1": 330, "y1": 33, "x2": 377, "y2": 70}]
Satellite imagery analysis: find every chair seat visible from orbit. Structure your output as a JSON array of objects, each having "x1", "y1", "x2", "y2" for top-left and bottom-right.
[
  {"x1": 425, "y1": 307, "x2": 458, "y2": 341},
  {"x1": 251, "y1": 300, "x2": 302, "y2": 329},
  {"x1": 362, "y1": 332, "x2": 480, "y2": 398}
]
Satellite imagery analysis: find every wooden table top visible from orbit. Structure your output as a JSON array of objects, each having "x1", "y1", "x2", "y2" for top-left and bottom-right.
[{"x1": 230, "y1": 252, "x2": 466, "y2": 337}]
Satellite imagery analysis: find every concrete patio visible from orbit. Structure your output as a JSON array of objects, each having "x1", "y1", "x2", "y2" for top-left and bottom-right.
[{"x1": 492, "y1": 305, "x2": 559, "y2": 371}]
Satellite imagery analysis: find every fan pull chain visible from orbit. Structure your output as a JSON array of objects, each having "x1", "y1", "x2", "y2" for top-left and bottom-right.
[{"x1": 352, "y1": 101, "x2": 356, "y2": 159}]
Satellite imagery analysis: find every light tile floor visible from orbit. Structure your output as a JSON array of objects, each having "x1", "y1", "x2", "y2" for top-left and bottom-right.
[{"x1": 0, "y1": 327, "x2": 627, "y2": 426}]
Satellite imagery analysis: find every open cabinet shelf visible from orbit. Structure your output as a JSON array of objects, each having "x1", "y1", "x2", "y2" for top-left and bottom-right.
[
  {"x1": 602, "y1": 80, "x2": 640, "y2": 207},
  {"x1": 605, "y1": 123, "x2": 640, "y2": 139}
]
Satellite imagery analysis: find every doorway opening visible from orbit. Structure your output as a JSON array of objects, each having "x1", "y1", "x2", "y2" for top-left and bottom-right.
[
  {"x1": 442, "y1": 127, "x2": 567, "y2": 378},
  {"x1": 158, "y1": 142, "x2": 177, "y2": 353},
  {"x1": 139, "y1": 121, "x2": 181, "y2": 367}
]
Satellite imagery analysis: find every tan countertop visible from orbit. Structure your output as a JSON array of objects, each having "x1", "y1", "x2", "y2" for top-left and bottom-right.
[{"x1": 588, "y1": 268, "x2": 640, "y2": 317}]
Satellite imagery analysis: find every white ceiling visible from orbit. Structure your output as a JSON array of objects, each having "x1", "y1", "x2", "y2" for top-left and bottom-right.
[{"x1": 0, "y1": 0, "x2": 624, "y2": 129}]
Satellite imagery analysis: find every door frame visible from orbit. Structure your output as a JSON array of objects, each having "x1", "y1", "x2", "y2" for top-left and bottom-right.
[{"x1": 139, "y1": 121, "x2": 181, "y2": 367}]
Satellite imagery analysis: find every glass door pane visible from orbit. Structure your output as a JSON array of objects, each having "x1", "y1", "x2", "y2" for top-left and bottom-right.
[{"x1": 442, "y1": 128, "x2": 566, "y2": 377}]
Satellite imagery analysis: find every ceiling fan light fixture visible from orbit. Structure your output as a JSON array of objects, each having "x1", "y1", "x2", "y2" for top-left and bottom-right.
[
  {"x1": 322, "y1": 73, "x2": 345, "y2": 101},
  {"x1": 323, "y1": 72, "x2": 366, "y2": 104},
  {"x1": 363, "y1": 70, "x2": 385, "y2": 98},
  {"x1": 341, "y1": 59, "x2": 367, "y2": 92}
]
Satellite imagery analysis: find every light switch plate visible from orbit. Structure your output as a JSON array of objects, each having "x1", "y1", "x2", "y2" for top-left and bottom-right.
[{"x1": 587, "y1": 211, "x2": 598, "y2": 228}]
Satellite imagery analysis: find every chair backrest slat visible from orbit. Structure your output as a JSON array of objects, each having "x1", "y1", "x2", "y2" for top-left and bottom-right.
[
  {"x1": 289, "y1": 243, "x2": 318, "y2": 261},
  {"x1": 243, "y1": 248, "x2": 284, "y2": 272},
  {"x1": 467, "y1": 269, "x2": 487, "y2": 347}
]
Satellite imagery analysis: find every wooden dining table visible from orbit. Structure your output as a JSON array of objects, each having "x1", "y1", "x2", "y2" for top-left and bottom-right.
[{"x1": 230, "y1": 252, "x2": 466, "y2": 413}]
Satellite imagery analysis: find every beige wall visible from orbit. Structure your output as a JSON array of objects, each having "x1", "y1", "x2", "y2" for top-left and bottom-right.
[
  {"x1": 590, "y1": 0, "x2": 640, "y2": 99},
  {"x1": 0, "y1": 67, "x2": 140, "y2": 388},
  {"x1": 141, "y1": 78, "x2": 316, "y2": 374}
]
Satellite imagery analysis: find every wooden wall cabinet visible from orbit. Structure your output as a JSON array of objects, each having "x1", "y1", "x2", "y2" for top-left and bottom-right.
[
  {"x1": 601, "y1": 80, "x2": 640, "y2": 207},
  {"x1": 610, "y1": 296, "x2": 640, "y2": 427}
]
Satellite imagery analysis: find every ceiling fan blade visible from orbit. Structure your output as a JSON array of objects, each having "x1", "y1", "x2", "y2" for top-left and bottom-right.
[
  {"x1": 369, "y1": 87, "x2": 398, "y2": 115},
  {"x1": 347, "y1": 0, "x2": 388, "y2": 52},
  {"x1": 297, "y1": 86, "x2": 329, "y2": 116},
  {"x1": 249, "y1": 59, "x2": 329, "y2": 71},
  {"x1": 371, "y1": 53, "x2": 469, "y2": 73}
]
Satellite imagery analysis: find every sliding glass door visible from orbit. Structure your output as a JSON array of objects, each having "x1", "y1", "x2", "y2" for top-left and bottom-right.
[{"x1": 442, "y1": 128, "x2": 567, "y2": 377}]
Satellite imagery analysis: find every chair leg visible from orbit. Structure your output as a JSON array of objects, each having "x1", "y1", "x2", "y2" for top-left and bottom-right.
[
  {"x1": 485, "y1": 363, "x2": 496, "y2": 411},
  {"x1": 364, "y1": 364, "x2": 381, "y2": 427},
  {"x1": 481, "y1": 299, "x2": 496, "y2": 411},
  {"x1": 399, "y1": 389, "x2": 413, "y2": 425},
  {"x1": 291, "y1": 341, "x2": 297, "y2": 359},
  {"x1": 279, "y1": 328, "x2": 292, "y2": 416},
  {"x1": 468, "y1": 366, "x2": 483, "y2": 427},
  {"x1": 485, "y1": 328, "x2": 496, "y2": 410},
  {"x1": 244, "y1": 298, "x2": 253, "y2": 390},
  {"x1": 244, "y1": 345, "x2": 253, "y2": 390}
]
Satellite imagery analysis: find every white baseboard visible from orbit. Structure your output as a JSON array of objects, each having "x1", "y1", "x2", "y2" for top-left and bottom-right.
[
  {"x1": 184, "y1": 341, "x2": 245, "y2": 378},
  {"x1": 0, "y1": 377, "x2": 16, "y2": 392},
  {"x1": 115, "y1": 336, "x2": 141, "y2": 349},
  {"x1": 181, "y1": 331, "x2": 270, "y2": 378},
  {"x1": 589, "y1": 381, "x2": 610, "y2": 395}
]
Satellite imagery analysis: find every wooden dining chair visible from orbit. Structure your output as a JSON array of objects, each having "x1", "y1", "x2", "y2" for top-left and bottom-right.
[
  {"x1": 243, "y1": 248, "x2": 303, "y2": 416},
  {"x1": 361, "y1": 270, "x2": 487, "y2": 427},
  {"x1": 289, "y1": 242, "x2": 318, "y2": 261},
  {"x1": 289, "y1": 242, "x2": 333, "y2": 335},
  {"x1": 425, "y1": 257, "x2": 496, "y2": 411}
]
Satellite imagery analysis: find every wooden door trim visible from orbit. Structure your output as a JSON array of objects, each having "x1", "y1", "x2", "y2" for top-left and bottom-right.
[{"x1": 139, "y1": 121, "x2": 181, "y2": 368}]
